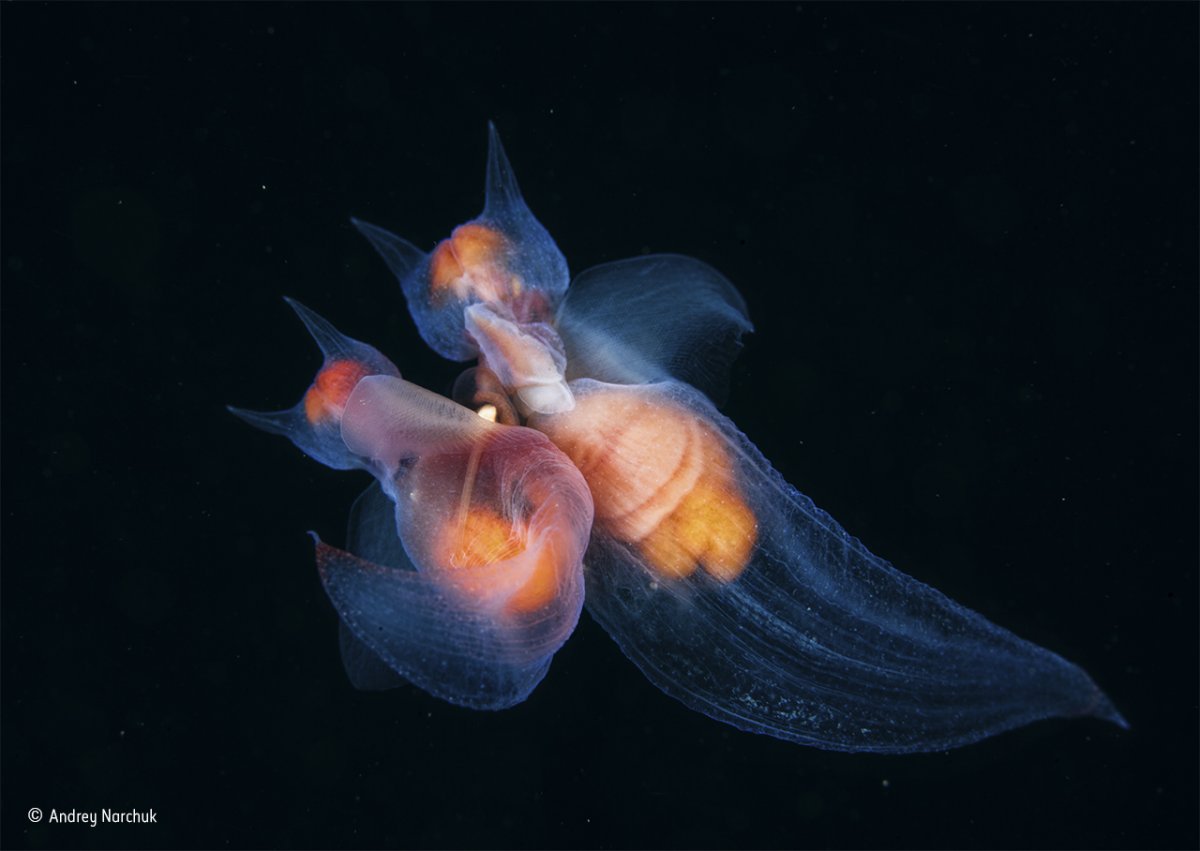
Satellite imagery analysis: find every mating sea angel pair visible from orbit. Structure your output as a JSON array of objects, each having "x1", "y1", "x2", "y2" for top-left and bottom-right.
[{"x1": 231, "y1": 125, "x2": 1126, "y2": 753}]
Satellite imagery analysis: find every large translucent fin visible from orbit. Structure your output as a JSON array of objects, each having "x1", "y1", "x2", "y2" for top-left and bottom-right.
[{"x1": 555, "y1": 255, "x2": 753, "y2": 404}]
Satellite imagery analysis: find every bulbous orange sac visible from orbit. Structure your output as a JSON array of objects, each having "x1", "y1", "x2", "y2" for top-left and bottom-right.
[
  {"x1": 428, "y1": 503, "x2": 575, "y2": 615},
  {"x1": 529, "y1": 384, "x2": 757, "y2": 583},
  {"x1": 397, "y1": 431, "x2": 593, "y2": 618}
]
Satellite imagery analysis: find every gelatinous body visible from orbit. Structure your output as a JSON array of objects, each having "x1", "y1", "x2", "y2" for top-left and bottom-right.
[
  {"x1": 231, "y1": 124, "x2": 1125, "y2": 751},
  {"x1": 530, "y1": 383, "x2": 756, "y2": 583}
]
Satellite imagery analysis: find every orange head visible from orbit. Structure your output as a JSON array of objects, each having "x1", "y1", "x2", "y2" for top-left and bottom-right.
[
  {"x1": 303, "y1": 359, "x2": 373, "y2": 425},
  {"x1": 428, "y1": 222, "x2": 516, "y2": 307}
]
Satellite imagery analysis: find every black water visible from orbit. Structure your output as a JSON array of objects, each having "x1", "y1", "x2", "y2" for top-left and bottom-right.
[{"x1": 3, "y1": 4, "x2": 1196, "y2": 849}]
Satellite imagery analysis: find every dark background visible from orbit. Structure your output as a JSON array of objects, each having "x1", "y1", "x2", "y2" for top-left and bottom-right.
[{"x1": 3, "y1": 3, "x2": 1196, "y2": 849}]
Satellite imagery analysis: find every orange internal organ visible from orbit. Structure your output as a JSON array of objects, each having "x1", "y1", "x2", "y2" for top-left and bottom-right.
[
  {"x1": 534, "y1": 389, "x2": 757, "y2": 582},
  {"x1": 637, "y1": 458, "x2": 757, "y2": 582},
  {"x1": 428, "y1": 223, "x2": 516, "y2": 306},
  {"x1": 303, "y1": 359, "x2": 372, "y2": 424},
  {"x1": 430, "y1": 505, "x2": 560, "y2": 614}
]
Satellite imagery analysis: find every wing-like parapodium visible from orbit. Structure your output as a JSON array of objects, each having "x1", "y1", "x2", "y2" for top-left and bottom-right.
[
  {"x1": 555, "y1": 255, "x2": 753, "y2": 405},
  {"x1": 335, "y1": 482, "x2": 414, "y2": 691}
]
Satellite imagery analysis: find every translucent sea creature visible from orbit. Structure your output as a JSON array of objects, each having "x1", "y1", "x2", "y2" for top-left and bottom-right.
[{"x1": 231, "y1": 125, "x2": 1126, "y2": 752}]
